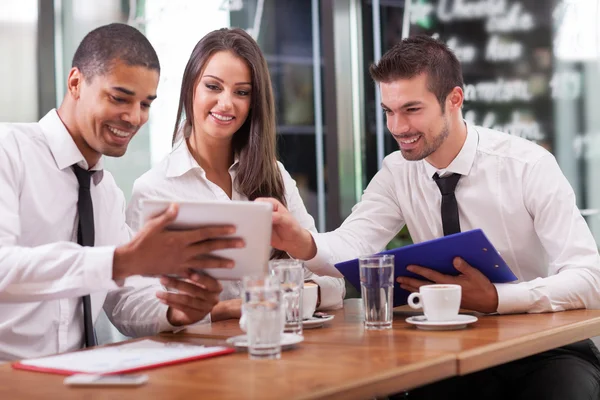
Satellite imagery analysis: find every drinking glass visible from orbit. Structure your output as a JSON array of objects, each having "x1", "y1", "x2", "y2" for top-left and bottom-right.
[
  {"x1": 359, "y1": 255, "x2": 395, "y2": 330},
  {"x1": 269, "y1": 259, "x2": 305, "y2": 335},
  {"x1": 242, "y1": 275, "x2": 282, "y2": 359}
]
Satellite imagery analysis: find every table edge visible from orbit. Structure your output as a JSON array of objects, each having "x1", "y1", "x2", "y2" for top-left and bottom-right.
[{"x1": 458, "y1": 316, "x2": 600, "y2": 374}]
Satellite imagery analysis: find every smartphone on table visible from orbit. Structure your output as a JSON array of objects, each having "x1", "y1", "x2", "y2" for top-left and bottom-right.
[{"x1": 63, "y1": 374, "x2": 148, "y2": 387}]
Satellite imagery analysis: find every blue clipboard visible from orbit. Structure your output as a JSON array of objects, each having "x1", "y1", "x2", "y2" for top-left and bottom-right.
[{"x1": 335, "y1": 229, "x2": 517, "y2": 307}]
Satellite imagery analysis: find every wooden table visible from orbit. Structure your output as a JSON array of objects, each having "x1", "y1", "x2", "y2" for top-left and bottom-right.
[
  {"x1": 453, "y1": 309, "x2": 600, "y2": 374},
  {"x1": 186, "y1": 299, "x2": 600, "y2": 375},
  {"x1": 2, "y1": 299, "x2": 600, "y2": 399}
]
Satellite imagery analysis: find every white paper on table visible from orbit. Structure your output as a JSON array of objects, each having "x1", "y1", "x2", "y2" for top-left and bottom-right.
[{"x1": 16, "y1": 339, "x2": 231, "y2": 374}]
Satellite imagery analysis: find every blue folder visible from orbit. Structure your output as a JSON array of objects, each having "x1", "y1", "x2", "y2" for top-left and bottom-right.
[{"x1": 335, "y1": 229, "x2": 517, "y2": 307}]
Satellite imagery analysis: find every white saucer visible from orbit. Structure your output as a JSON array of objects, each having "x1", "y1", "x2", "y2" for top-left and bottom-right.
[
  {"x1": 226, "y1": 333, "x2": 304, "y2": 350},
  {"x1": 405, "y1": 314, "x2": 478, "y2": 331},
  {"x1": 302, "y1": 315, "x2": 335, "y2": 329}
]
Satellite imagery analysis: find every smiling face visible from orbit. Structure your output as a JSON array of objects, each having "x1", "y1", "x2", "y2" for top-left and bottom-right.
[
  {"x1": 68, "y1": 60, "x2": 159, "y2": 166},
  {"x1": 192, "y1": 51, "x2": 252, "y2": 143},
  {"x1": 380, "y1": 73, "x2": 453, "y2": 162}
]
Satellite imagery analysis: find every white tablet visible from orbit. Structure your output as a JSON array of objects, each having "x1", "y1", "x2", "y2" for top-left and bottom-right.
[{"x1": 141, "y1": 199, "x2": 273, "y2": 280}]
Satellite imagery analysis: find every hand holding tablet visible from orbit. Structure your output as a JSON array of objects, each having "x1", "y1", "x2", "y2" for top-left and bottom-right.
[
  {"x1": 141, "y1": 200, "x2": 273, "y2": 280},
  {"x1": 115, "y1": 203, "x2": 242, "y2": 279}
]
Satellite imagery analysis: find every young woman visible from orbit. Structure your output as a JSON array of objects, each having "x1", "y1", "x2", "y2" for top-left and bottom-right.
[{"x1": 126, "y1": 28, "x2": 344, "y2": 322}]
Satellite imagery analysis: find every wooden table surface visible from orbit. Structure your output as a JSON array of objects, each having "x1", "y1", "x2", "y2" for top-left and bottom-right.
[
  {"x1": 185, "y1": 299, "x2": 600, "y2": 375},
  {"x1": 2, "y1": 299, "x2": 600, "y2": 399}
]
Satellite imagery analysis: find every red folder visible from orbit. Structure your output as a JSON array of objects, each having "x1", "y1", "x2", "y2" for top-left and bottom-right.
[{"x1": 12, "y1": 339, "x2": 235, "y2": 376}]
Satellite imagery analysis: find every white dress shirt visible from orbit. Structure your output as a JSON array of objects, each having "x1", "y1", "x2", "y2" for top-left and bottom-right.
[
  {"x1": 310, "y1": 123, "x2": 600, "y2": 314},
  {"x1": 0, "y1": 110, "x2": 175, "y2": 361},
  {"x1": 126, "y1": 139, "x2": 345, "y2": 312}
]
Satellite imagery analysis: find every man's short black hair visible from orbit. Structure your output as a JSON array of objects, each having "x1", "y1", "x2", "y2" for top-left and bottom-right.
[
  {"x1": 72, "y1": 23, "x2": 160, "y2": 80},
  {"x1": 370, "y1": 35, "x2": 463, "y2": 112}
]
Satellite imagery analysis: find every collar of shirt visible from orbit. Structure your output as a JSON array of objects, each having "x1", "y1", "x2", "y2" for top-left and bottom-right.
[
  {"x1": 38, "y1": 109, "x2": 104, "y2": 184},
  {"x1": 423, "y1": 121, "x2": 479, "y2": 179},
  {"x1": 166, "y1": 139, "x2": 240, "y2": 179}
]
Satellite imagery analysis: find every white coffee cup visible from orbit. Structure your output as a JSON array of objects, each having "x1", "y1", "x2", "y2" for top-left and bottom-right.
[
  {"x1": 407, "y1": 284, "x2": 461, "y2": 321},
  {"x1": 303, "y1": 283, "x2": 319, "y2": 320}
]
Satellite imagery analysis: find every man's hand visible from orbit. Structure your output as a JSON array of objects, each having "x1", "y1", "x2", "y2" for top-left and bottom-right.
[
  {"x1": 396, "y1": 257, "x2": 499, "y2": 313},
  {"x1": 157, "y1": 273, "x2": 223, "y2": 326},
  {"x1": 255, "y1": 198, "x2": 316, "y2": 260},
  {"x1": 210, "y1": 299, "x2": 243, "y2": 322},
  {"x1": 113, "y1": 203, "x2": 244, "y2": 279}
]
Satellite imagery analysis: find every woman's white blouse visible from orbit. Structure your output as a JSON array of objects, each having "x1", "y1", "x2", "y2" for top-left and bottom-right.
[{"x1": 126, "y1": 140, "x2": 345, "y2": 314}]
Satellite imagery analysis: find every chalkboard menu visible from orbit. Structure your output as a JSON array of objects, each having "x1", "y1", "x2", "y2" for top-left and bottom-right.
[
  {"x1": 400, "y1": 0, "x2": 569, "y2": 153},
  {"x1": 362, "y1": 0, "x2": 600, "y2": 200}
]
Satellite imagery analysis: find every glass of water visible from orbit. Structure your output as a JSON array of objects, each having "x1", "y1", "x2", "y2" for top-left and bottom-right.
[
  {"x1": 359, "y1": 254, "x2": 395, "y2": 330},
  {"x1": 269, "y1": 259, "x2": 304, "y2": 335},
  {"x1": 242, "y1": 275, "x2": 283, "y2": 359}
]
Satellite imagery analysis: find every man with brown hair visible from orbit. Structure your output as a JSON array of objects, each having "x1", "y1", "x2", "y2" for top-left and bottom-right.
[{"x1": 260, "y1": 35, "x2": 600, "y2": 399}]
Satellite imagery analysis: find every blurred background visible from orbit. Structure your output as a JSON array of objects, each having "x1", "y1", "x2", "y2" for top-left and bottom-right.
[{"x1": 2, "y1": 0, "x2": 600, "y2": 243}]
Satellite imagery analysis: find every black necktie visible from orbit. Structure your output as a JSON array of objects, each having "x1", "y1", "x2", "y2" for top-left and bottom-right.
[
  {"x1": 433, "y1": 172, "x2": 462, "y2": 236},
  {"x1": 73, "y1": 165, "x2": 98, "y2": 348}
]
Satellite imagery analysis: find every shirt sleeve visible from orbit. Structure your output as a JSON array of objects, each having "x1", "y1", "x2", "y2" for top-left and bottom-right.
[
  {"x1": 279, "y1": 162, "x2": 346, "y2": 308},
  {"x1": 103, "y1": 275, "x2": 179, "y2": 337},
  {"x1": 495, "y1": 153, "x2": 600, "y2": 314},
  {"x1": 306, "y1": 157, "x2": 406, "y2": 273},
  {"x1": 0, "y1": 130, "x2": 118, "y2": 302},
  {"x1": 304, "y1": 270, "x2": 344, "y2": 310}
]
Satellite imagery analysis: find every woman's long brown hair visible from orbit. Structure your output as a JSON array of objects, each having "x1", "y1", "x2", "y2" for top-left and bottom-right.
[{"x1": 172, "y1": 28, "x2": 287, "y2": 259}]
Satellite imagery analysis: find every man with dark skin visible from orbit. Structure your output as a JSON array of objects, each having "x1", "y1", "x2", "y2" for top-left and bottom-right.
[{"x1": 0, "y1": 23, "x2": 241, "y2": 361}]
